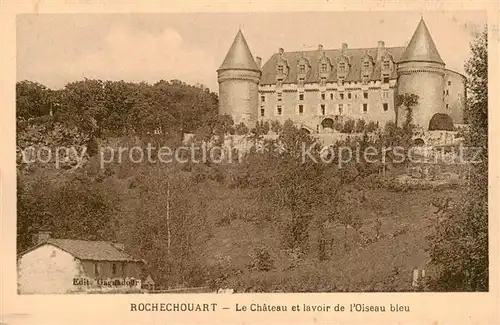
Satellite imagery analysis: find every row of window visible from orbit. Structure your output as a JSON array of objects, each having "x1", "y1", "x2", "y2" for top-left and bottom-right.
[
  {"x1": 262, "y1": 90, "x2": 390, "y2": 102},
  {"x1": 261, "y1": 103, "x2": 389, "y2": 117},
  {"x1": 281, "y1": 60, "x2": 391, "y2": 75}
]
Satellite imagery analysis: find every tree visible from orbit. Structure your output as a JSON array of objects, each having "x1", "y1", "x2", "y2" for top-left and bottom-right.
[
  {"x1": 428, "y1": 28, "x2": 488, "y2": 291},
  {"x1": 16, "y1": 81, "x2": 51, "y2": 120},
  {"x1": 234, "y1": 122, "x2": 250, "y2": 135},
  {"x1": 365, "y1": 121, "x2": 379, "y2": 133},
  {"x1": 250, "y1": 121, "x2": 270, "y2": 138},
  {"x1": 395, "y1": 93, "x2": 419, "y2": 131}
]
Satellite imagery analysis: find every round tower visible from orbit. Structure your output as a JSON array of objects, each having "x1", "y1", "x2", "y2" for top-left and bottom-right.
[
  {"x1": 396, "y1": 18, "x2": 446, "y2": 130},
  {"x1": 217, "y1": 30, "x2": 261, "y2": 128}
]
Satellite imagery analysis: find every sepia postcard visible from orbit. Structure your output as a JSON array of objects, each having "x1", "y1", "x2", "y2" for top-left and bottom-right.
[{"x1": 1, "y1": 1, "x2": 499, "y2": 324}]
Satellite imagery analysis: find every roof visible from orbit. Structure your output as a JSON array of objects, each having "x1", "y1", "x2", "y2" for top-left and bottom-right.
[
  {"x1": 260, "y1": 47, "x2": 406, "y2": 85},
  {"x1": 19, "y1": 238, "x2": 145, "y2": 262},
  {"x1": 218, "y1": 29, "x2": 260, "y2": 72},
  {"x1": 399, "y1": 18, "x2": 444, "y2": 65}
]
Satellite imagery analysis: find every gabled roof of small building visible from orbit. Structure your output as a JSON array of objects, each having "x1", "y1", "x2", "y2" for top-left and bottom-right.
[
  {"x1": 399, "y1": 18, "x2": 444, "y2": 65},
  {"x1": 260, "y1": 46, "x2": 406, "y2": 85},
  {"x1": 218, "y1": 29, "x2": 260, "y2": 72},
  {"x1": 18, "y1": 238, "x2": 145, "y2": 263}
]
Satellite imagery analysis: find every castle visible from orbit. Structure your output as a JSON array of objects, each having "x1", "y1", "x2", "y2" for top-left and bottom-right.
[{"x1": 217, "y1": 18, "x2": 466, "y2": 135}]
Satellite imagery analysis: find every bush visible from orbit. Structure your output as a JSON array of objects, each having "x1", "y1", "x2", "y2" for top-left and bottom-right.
[
  {"x1": 250, "y1": 247, "x2": 274, "y2": 272},
  {"x1": 355, "y1": 119, "x2": 366, "y2": 133},
  {"x1": 342, "y1": 119, "x2": 355, "y2": 133}
]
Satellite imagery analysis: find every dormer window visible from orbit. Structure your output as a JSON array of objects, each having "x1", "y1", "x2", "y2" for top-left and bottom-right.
[
  {"x1": 339, "y1": 62, "x2": 346, "y2": 72},
  {"x1": 382, "y1": 74, "x2": 389, "y2": 84},
  {"x1": 383, "y1": 60, "x2": 390, "y2": 70},
  {"x1": 363, "y1": 61, "x2": 370, "y2": 69},
  {"x1": 299, "y1": 64, "x2": 306, "y2": 74},
  {"x1": 298, "y1": 77, "x2": 305, "y2": 87},
  {"x1": 277, "y1": 65, "x2": 284, "y2": 74},
  {"x1": 339, "y1": 78, "x2": 345, "y2": 86},
  {"x1": 321, "y1": 63, "x2": 328, "y2": 72},
  {"x1": 320, "y1": 77, "x2": 327, "y2": 86},
  {"x1": 277, "y1": 92, "x2": 282, "y2": 101},
  {"x1": 299, "y1": 92, "x2": 304, "y2": 100}
]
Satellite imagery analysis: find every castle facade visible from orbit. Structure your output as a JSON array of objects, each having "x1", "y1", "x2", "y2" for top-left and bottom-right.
[{"x1": 217, "y1": 18, "x2": 466, "y2": 134}]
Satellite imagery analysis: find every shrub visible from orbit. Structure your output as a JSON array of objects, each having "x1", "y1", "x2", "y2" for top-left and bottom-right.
[
  {"x1": 250, "y1": 247, "x2": 274, "y2": 272},
  {"x1": 355, "y1": 119, "x2": 366, "y2": 133},
  {"x1": 342, "y1": 119, "x2": 355, "y2": 133}
]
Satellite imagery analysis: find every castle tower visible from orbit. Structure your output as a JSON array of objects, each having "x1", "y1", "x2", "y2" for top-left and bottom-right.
[
  {"x1": 217, "y1": 30, "x2": 261, "y2": 127},
  {"x1": 396, "y1": 18, "x2": 446, "y2": 130}
]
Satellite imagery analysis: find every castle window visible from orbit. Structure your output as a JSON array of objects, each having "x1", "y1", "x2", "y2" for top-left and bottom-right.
[
  {"x1": 277, "y1": 105, "x2": 282, "y2": 116},
  {"x1": 338, "y1": 77, "x2": 345, "y2": 85},
  {"x1": 446, "y1": 89, "x2": 449, "y2": 95},
  {"x1": 339, "y1": 104, "x2": 343, "y2": 115},
  {"x1": 383, "y1": 103, "x2": 388, "y2": 111},
  {"x1": 112, "y1": 263, "x2": 117, "y2": 276},
  {"x1": 340, "y1": 92, "x2": 344, "y2": 100},
  {"x1": 277, "y1": 65, "x2": 284, "y2": 74},
  {"x1": 299, "y1": 93, "x2": 304, "y2": 100},
  {"x1": 298, "y1": 105, "x2": 304, "y2": 114},
  {"x1": 299, "y1": 64, "x2": 306, "y2": 74},
  {"x1": 261, "y1": 95, "x2": 265, "y2": 102},
  {"x1": 330, "y1": 93, "x2": 334, "y2": 100},
  {"x1": 363, "y1": 91, "x2": 368, "y2": 99},
  {"x1": 382, "y1": 90, "x2": 388, "y2": 99},
  {"x1": 446, "y1": 104, "x2": 449, "y2": 109},
  {"x1": 382, "y1": 74, "x2": 389, "y2": 84},
  {"x1": 383, "y1": 61, "x2": 390, "y2": 69},
  {"x1": 298, "y1": 77, "x2": 305, "y2": 87},
  {"x1": 448, "y1": 81, "x2": 451, "y2": 86},
  {"x1": 348, "y1": 92, "x2": 352, "y2": 99},
  {"x1": 320, "y1": 104, "x2": 326, "y2": 115},
  {"x1": 276, "y1": 78, "x2": 283, "y2": 87},
  {"x1": 363, "y1": 103, "x2": 368, "y2": 112},
  {"x1": 321, "y1": 92, "x2": 326, "y2": 100},
  {"x1": 277, "y1": 92, "x2": 282, "y2": 101},
  {"x1": 339, "y1": 62, "x2": 346, "y2": 72},
  {"x1": 320, "y1": 77, "x2": 327, "y2": 86},
  {"x1": 321, "y1": 63, "x2": 327, "y2": 72},
  {"x1": 363, "y1": 61, "x2": 370, "y2": 69},
  {"x1": 260, "y1": 107, "x2": 265, "y2": 117}
]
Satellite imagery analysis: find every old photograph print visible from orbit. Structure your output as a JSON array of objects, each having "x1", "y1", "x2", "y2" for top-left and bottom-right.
[{"x1": 16, "y1": 11, "x2": 488, "y2": 294}]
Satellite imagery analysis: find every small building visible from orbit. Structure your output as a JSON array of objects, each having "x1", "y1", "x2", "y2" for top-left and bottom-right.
[{"x1": 17, "y1": 230, "x2": 149, "y2": 294}]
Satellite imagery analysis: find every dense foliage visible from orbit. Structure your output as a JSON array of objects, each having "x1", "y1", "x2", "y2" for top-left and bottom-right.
[{"x1": 428, "y1": 29, "x2": 488, "y2": 291}]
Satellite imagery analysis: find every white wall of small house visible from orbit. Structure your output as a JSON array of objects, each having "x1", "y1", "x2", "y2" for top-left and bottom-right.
[{"x1": 18, "y1": 244, "x2": 84, "y2": 294}]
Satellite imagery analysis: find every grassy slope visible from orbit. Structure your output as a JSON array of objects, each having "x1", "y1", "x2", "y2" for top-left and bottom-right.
[{"x1": 199, "y1": 180, "x2": 464, "y2": 292}]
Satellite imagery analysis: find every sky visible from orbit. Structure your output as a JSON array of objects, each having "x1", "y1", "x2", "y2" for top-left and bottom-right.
[{"x1": 17, "y1": 11, "x2": 486, "y2": 93}]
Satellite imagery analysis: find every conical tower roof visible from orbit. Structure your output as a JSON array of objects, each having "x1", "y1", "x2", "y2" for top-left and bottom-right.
[
  {"x1": 218, "y1": 29, "x2": 260, "y2": 72},
  {"x1": 400, "y1": 18, "x2": 445, "y2": 65}
]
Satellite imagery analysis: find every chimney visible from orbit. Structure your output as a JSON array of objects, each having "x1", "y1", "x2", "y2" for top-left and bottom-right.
[
  {"x1": 278, "y1": 48, "x2": 284, "y2": 55},
  {"x1": 33, "y1": 230, "x2": 52, "y2": 246},
  {"x1": 255, "y1": 56, "x2": 262, "y2": 68},
  {"x1": 318, "y1": 44, "x2": 323, "y2": 51},
  {"x1": 112, "y1": 242, "x2": 125, "y2": 251},
  {"x1": 377, "y1": 40, "x2": 385, "y2": 61},
  {"x1": 341, "y1": 43, "x2": 348, "y2": 56}
]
